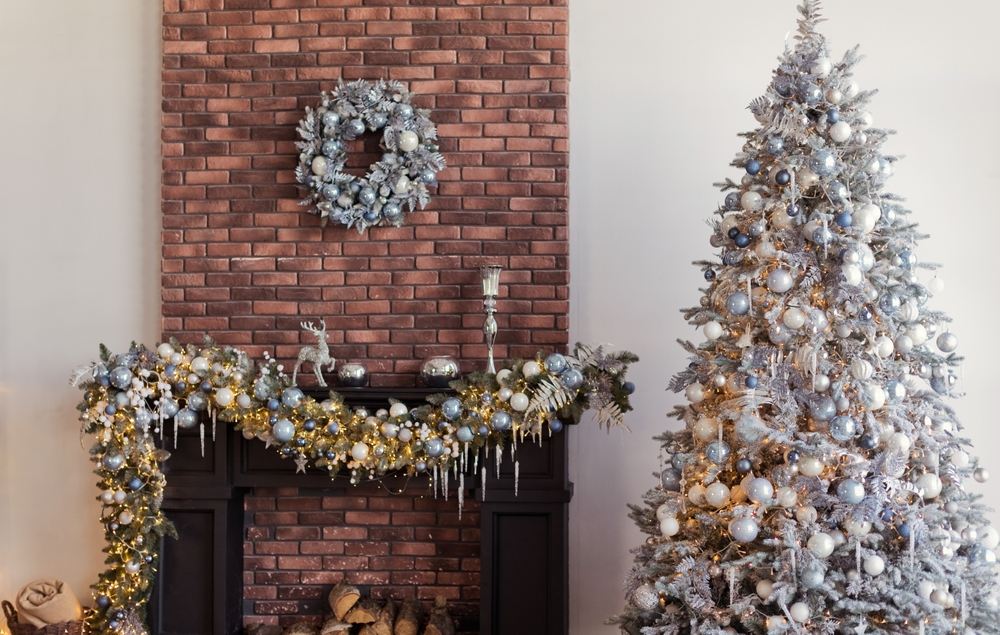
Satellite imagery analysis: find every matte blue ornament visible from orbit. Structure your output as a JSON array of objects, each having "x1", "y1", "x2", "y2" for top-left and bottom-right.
[
  {"x1": 786, "y1": 203, "x2": 801, "y2": 217},
  {"x1": 456, "y1": 426, "x2": 474, "y2": 443},
  {"x1": 810, "y1": 149, "x2": 837, "y2": 177},
  {"x1": 477, "y1": 425, "x2": 489, "y2": 436},
  {"x1": 109, "y1": 622, "x2": 119, "y2": 630},
  {"x1": 897, "y1": 521, "x2": 912, "y2": 538},
  {"x1": 347, "y1": 118, "x2": 366, "y2": 136},
  {"x1": 102, "y1": 453, "x2": 125, "y2": 471},
  {"x1": 745, "y1": 159, "x2": 762, "y2": 175},
  {"x1": 837, "y1": 478, "x2": 866, "y2": 504},
  {"x1": 425, "y1": 438, "x2": 444, "y2": 457},
  {"x1": 441, "y1": 398, "x2": 462, "y2": 421},
  {"x1": 545, "y1": 353, "x2": 568, "y2": 374},
  {"x1": 322, "y1": 139, "x2": 342, "y2": 156},
  {"x1": 282, "y1": 387, "x2": 305, "y2": 408},
  {"x1": 880, "y1": 508, "x2": 895, "y2": 522},
  {"x1": 623, "y1": 381, "x2": 636, "y2": 395},
  {"x1": 175, "y1": 408, "x2": 199, "y2": 429},
  {"x1": 200, "y1": 380, "x2": 212, "y2": 392},
  {"x1": 775, "y1": 169, "x2": 791, "y2": 185},
  {"x1": 164, "y1": 364, "x2": 177, "y2": 378},
  {"x1": 187, "y1": 392, "x2": 207, "y2": 411},
  {"x1": 705, "y1": 440, "x2": 731, "y2": 464},
  {"x1": 561, "y1": 369, "x2": 584, "y2": 390},
  {"x1": 727, "y1": 227, "x2": 741, "y2": 239},
  {"x1": 110, "y1": 366, "x2": 133, "y2": 389},
  {"x1": 359, "y1": 187, "x2": 377, "y2": 205},
  {"x1": 303, "y1": 419, "x2": 316, "y2": 432},
  {"x1": 835, "y1": 211, "x2": 853, "y2": 227},
  {"x1": 766, "y1": 136, "x2": 784, "y2": 154},
  {"x1": 736, "y1": 458, "x2": 753, "y2": 473},
  {"x1": 810, "y1": 396, "x2": 836, "y2": 422},
  {"x1": 160, "y1": 398, "x2": 179, "y2": 418},
  {"x1": 321, "y1": 112, "x2": 340, "y2": 127},
  {"x1": 98, "y1": 374, "x2": 110, "y2": 387},
  {"x1": 97, "y1": 596, "x2": 111, "y2": 610},
  {"x1": 734, "y1": 233, "x2": 751, "y2": 248},
  {"x1": 326, "y1": 450, "x2": 336, "y2": 459},
  {"x1": 271, "y1": 418, "x2": 295, "y2": 443},
  {"x1": 174, "y1": 381, "x2": 187, "y2": 393},
  {"x1": 724, "y1": 192, "x2": 741, "y2": 210},
  {"x1": 660, "y1": 468, "x2": 682, "y2": 491},
  {"x1": 105, "y1": 404, "x2": 117, "y2": 416},
  {"x1": 744, "y1": 376, "x2": 758, "y2": 389},
  {"x1": 726, "y1": 292, "x2": 750, "y2": 316},
  {"x1": 490, "y1": 411, "x2": 512, "y2": 431},
  {"x1": 128, "y1": 477, "x2": 143, "y2": 491},
  {"x1": 826, "y1": 108, "x2": 840, "y2": 124},
  {"x1": 859, "y1": 433, "x2": 878, "y2": 450},
  {"x1": 267, "y1": 398, "x2": 280, "y2": 411},
  {"x1": 704, "y1": 269, "x2": 716, "y2": 281},
  {"x1": 829, "y1": 415, "x2": 857, "y2": 441},
  {"x1": 549, "y1": 419, "x2": 564, "y2": 433},
  {"x1": 415, "y1": 460, "x2": 427, "y2": 472}
]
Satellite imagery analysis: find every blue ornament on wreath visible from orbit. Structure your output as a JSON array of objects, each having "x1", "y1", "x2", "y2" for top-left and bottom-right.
[
  {"x1": 441, "y1": 398, "x2": 463, "y2": 421},
  {"x1": 545, "y1": 353, "x2": 567, "y2": 374},
  {"x1": 490, "y1": 411, "x2": 512, "y2": 431},
  {"x1": 561, "y1": 368, "x2": 584, "y2": 390},
  {"x1": 296, "y1": 79, "x2": 445, "y2": 232}
]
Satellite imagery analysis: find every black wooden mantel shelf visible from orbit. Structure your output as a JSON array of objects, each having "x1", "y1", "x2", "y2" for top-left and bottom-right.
[{"x1": 151, "y1": 385, "x2": 571, "y2": 635}]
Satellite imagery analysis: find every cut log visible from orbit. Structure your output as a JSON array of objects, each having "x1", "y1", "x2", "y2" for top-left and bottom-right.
[
  {"x1": 422, "y1": 596, "x2": 455, "y2": 635},
  {"x1": 319, "y1": 618, "x2": 352, "y2": 635},
  {"x1": 328, "y1": 581, "x2": 361, "y2": 620},
  {"x1": 284, "y1": 622, "x2": 319, "y2": 635},
  {"x1": 360, "y1": 599, "x2": 396, "y2": 635},
  {"x1": 346, "y1": 598, "x2": 380, "y2": 624},
  {"x1": 394, "y1": 600, "x2": 420, "y2": 635}
]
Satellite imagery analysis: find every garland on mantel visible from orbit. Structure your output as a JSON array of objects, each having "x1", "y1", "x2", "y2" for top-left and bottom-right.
[{"x1": 72, "y1": 340, "x2": 637, "y2": 633}]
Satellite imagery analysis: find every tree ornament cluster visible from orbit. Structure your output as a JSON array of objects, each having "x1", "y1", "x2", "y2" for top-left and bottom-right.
[
  {"x1": 295, "y1": 79, "x2": 446, "y2": 232},
  {"x1": 618, "y1": 2, "x2": 1000, "y2": 633},
  {"x1": 74, "y1": 340, "x2": 635, "y2": 633}
]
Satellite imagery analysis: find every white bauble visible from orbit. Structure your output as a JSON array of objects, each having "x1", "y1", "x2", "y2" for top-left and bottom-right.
[
  {"x1": 729, "y1": 517, "x2": 760, "y2": 543},
  {"x1": 311, "y1": 155, "x2": 328, "y2": 176},
  {"x1": 776, "y1": 487, "x2": 798, "y2": 508},
  {"x1": 844, "y1": 518, "x2": 872, "y2": 536},
  {"x1": 842, "y1": 264, "x2": 863, "y2": 285},
  {"x1": 811, "y1": 56, "x2": 832, "y2": 77},
  {"x1": 898, "y1": 301, "x2": 920, "y2": 323},
  {"x1": 656, "y1": 503, "x2": 673, "y2": 521},
  {"x1": 782, "y1": 307, "x2": 807, "y2": 330},
  {"x1": 917, "y1": 473, "x2": 943, "y2": 499},
  {"x1": 981, "y1": 526, "x2": 1000, "y2": 550},
  {"x1": 687, "y1": 483, "x2": 707, "y2": 506},
  {"x1": 850, "y1": 358, "x2": 874, "y2": 380},
  {"x1": 236, "y1": 393, "x2": 252, "y2": 409},
  {"x1": 721, "y1": 215, "x2": 740, "y2": 235},
  {"x1": 765, "y1": 616, "x2": 787, "y2": 630},
  {"x1": 393, "y1": 175, "x2": 411, "y2": 195},
  {"x1": 887, "y1": 432, "x2": 912, "y2": 454},
  {"x1": 756, "y1": 579, "x2": 774, "y2": 601},
  {"x1": 397, "y1": 130, "x2": 420, "y2": 152},
  {"x1": 498, "y1": 387, "x2": 513, "y2": 401},
  {"x1": 113, "y1": 490, "x2": 127, "y2": 504},
  {"x1": 118, "y1": 510, "x2": 134, "y2": 526},
  {"x1": 918, "y1": 580, "x2": 936, "y2": 599},
  {"x1": 496, "y1": 368, "x2": 512, "y2": 384},
  {"x1": 522, "y1": 360, "x2": 541, "y2": 379},
  {"x1": 796, "y1": 505, "x2": 818, "y2": 524},
  {"x1": 705, "y1": 482, "x2": 731, "y2": 508},
  {"x1": 685, "y1": 382, "x2": 706, "y2": 404},
  {"x1": 789, "y1": 602, "x2": 810, "y2": 623},
  {"x1": 156, "y1": 343, "x2": 175, "y2": 359},
  {"x1": 854, "y1": 203, "x2": 881, "y2": 233},
  {"x1": 389, "y1": 402, "x2": 409, "y2": 418},
  {"x1": 797, "y1": 167, "x2": 819, "y2": 189},
  {"x1": 214, "y1": 387, "x2": 234, "y2": 407},
  {"x1": 191, "y1": 356, "x2": 210, "y2": 374},
  {"x1": 930, "y1": 589, "x2": 949, "y2": 606},
  {"x1": 692, "y1": 417, "x2": 719, "y2": 442},
  {"x1": 770, "y1": 208, "x2": 794, "y2": 230},
  {"x1": 845, "y1": 82, "x2": 860, "y2": 98},
  {"x1": 829, "y1": 121, "x2": 852, "y2": 143},
  {"x1": 510, "y1": 392, "x2": 530, "y2": 411},
  {"x1": 861, "y1": 383, "x2": 886, "y2": 410},
  {"x1": 350, "y1": 442, "x2": 370, "y2": 461},
  {"x1": 826, "y1": 88, "x2": 843, "y2": 104},
  {"x1": 928, "y1": 275, "x2": 945, "y2": 295},
  {"x1": 703, "y1": 321, "x2": 724, "y2": 340},
  {"x1": 863, "y1": 555, "x2": 886, "y2": 576},
  {"x1": 713, "y1": 374, "x2": 727, "y2": 388},
  {"x1": 895, "y1": 334, "x2": 914, "y2": 354},
  {"x1": 755, "y1": 240, "x2": 777, "y2": 259},
  {"x1": 908, "y1": 323, "x2": 928, "y2": 346},
  {"x1": 767, "y1": 268, "x2": 794, "y2": 293},
  {"x1": 948, "y1": 449, "x2": 971, "y2": 469},
  {"x1": 741, "y1": 191, "x2": 763, "y2": 211},
  {"x1": 808, "y1": 532, "x2": 836, "y2": 558},
  {"x1": 874, "y1": 335, "x2": 895, "y2": 358},
  {"x1": 657, "y1": 515, "x2": 679, "y2": 538},
  {"x1": 859, "y1": 111, "x2": 874, "y2": 128},
  {"x1": 101, "y1": 490, "x2": 115, "y2": 504},
  {"x1": 798, "y1": 456, "x2": 824, "y2": 477}
]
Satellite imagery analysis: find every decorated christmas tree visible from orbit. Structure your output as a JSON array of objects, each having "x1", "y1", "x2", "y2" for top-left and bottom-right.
[{"x1": 618, "y1": 3, "x2": 1000, "y2": 633}]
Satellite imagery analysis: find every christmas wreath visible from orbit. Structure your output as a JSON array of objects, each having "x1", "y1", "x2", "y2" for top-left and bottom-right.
[{"x1": 295, "y1": 79, "x2": 446, "y2": 232}]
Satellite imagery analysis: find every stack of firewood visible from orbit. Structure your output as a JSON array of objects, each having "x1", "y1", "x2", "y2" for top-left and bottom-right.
[{"x1": 246, "y1": 582, "x2": 455, "y2": 635}]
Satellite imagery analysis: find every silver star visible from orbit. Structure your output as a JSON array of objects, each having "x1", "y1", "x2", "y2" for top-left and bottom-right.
[{"x1": 294, "y1": 455, "x2": 309, "y2": 474}]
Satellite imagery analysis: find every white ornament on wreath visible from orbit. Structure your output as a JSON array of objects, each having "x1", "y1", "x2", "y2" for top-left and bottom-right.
[{"x1": 295, "y1": 79, "x2": 446, "y2": 232}]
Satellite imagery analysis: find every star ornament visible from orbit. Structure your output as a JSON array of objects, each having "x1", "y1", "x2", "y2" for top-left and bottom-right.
[{"x1": 294, "y1": 455, "x2": 309, "y2": 474}]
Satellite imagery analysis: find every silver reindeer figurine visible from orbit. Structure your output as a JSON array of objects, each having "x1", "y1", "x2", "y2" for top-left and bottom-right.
[{"x1": 292, "y1": 319, "x2": 336, "y2": 387}]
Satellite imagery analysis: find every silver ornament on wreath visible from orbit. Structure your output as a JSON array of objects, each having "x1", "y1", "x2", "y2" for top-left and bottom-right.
[{"x1": 295, "y1": 79, "x2": 446, "y2": 232}]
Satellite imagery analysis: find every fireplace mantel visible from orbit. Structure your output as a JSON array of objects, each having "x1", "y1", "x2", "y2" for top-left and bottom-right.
[{"x1": 150, "y1": 387, "x2": 571, "y2": 635}]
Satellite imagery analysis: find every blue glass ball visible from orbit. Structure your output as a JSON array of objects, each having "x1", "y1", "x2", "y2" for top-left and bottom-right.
[
  {"x1": 775, "y1": 169, "x2": 791, "y2": 185},
  {"x1": 745, "y1": 159, "x2": 762, "y2": 175},
  {"x1": 98, "y1": 375, "x2": 110, "y2": 387},
  {"x1": 282, "y1": 387, "x2": 305, "y2": 408},
  {"x1": 348, "y1": 119, "x2": 366, "y2": 136},
  {"x1": 827, "y1": 180, "x2": 849, "y2": 202},
  {"x1": 829, "y1": 415, "x2": 857, "y2": 441},
  {"x1": 660, "y1": 468, "x2": 682, "y2": 491},
  {"x1": 175, "y1": 408, "x2": 199, "y2": 430},
  {"x1": 415, "y1": 460, "x2": 427, "y2": 472},
  {"x1": 97, "y1": 596, "x2": 111, "y2": 610},
  {"x1": 859, "y1": 433, "x2": 878, "y2": 450},
  {"x1": 371, "y1": 113, "x2": 388, "y2": 128},
  {"x1": 397, "y1": 104, "x2": 414, "y2": 118},
  {"x1": 187, "y1": 392, "x2": 207, "y2": 411},
  {"x1": 128, "y1": 477, "x2": 143, "y2": 491},
  {"x1": 303, "y1": 419, "x2": 317, "y2": 432},
  {"x1": 879, "y1": 294, "x2": 901, "y2": 314},
  {"x1": 727, "y1": 227, "x2": 740, "y2": 239},
  {"x1": 810, "y1": 150, "x2": 837, "y2": 177},
  {"x1": 200, "y1": 380, "x2": 212, "y2": 392},
  {"x1": 837, "y1": 478, "x2": 866, "y2": 504},
  {"x1": 269, "y1": 414, "x2": 278, "y2": 424},
  {"x1": 767, "y1": 136, "x2": 784, "y2": 154},
  {"x1": 425, "y1": 438, "x2": 444, "y2": 457},
  {"x1": 545, "y1": 353, "x2": 568, "y2": 374},
  {"x1": 321, "y1": 112, "x2": 340, "y2": 127},
  {"x1": 623, "y1": 381, "x2": 636, "y2": 395},
  {"x1": 561, "y1": 369, "x2": 584, "y2": 390},
  {"x1": 835, "y1": 211, "x2": 853, "y2": 228},
  {"x1": 899, "y1": 249, "x2": 916, "y2": 269},
  {"x1": 271, "y1": 419, "x2": 295, "y2": 443},
  {"x1": 549, "y1": 419, "x2": 564, "y2": 433},
  {"x1": 490, "y1": 411, "x2": 512, "y2": 431},
  {"x1": 477, "y1": 425, "x2": 489, "y2": 436},
  {"x1": 736, "y1": 458, "x2": 753, "y2": 473},
  {"x1": 105, "y1": 404, "x2": 117, "y2": 416},
  {"x1": 420, "y1": 169, "x2": 437, "y2": 184},
  {"x1": 826, "y1": 108, "x2": 840, "y2": 124},
  {"x1": 322, "y1": 139, "x2": 342, "y2": 156},
  {"x1": 734, "y1": 233, "x2": 751, "y2": 248},
  {"x1": 456, "y1": 426, "x2": 474, "y2": 443},
  {"x1": 102, "y1": 453, "x2": 125, "y2": 471},
  {"x1": 441, "y1": 398, "x2": 463, "y2": 421},
  {"x1": 810, "y1": 397, "x2": 836, "y2": 422},
  {"x1": 722, "y1": 251, "x2": 743, "y2": 266},
  {"x1": 267, "y1": 398, "x2": 280, "y2": 411},
  {"x1": 363, "y1": 209, "x2": 380, "y2": 223},
  {"x1": 880, "y1": 508, "x2": 895, "y2": 522},
  {"x1": 724, "y1": 192, "x2": 741, "y2": 210},
  {"x1": 786, "y1": 203, "x2": 801, "y2": 217},
  {"x1": 704, "y1": 269, "x2": 716, "y2": 281},
  {"x1": 726, "y1": 292, "x2": 750, "y2": 316},
  {"x1": 174, "y1": 381, "x2": 187, "y2": 393},
  {"x1": 786, "y1": 450, "x2": 800, "y2": 464},
  {"x1": 160, "y1": 398, "x2": 179, "y2": 418},
  {"x1": 322, "y1": 184, "x2": 340, "y2": 200},
  {"x1": 110, "y1": 366, "x2": 133, "y2": 389},
  {"x1": 858, "y1": 306, "x2": 874, "y2": 322},
  {"x1": 383, "y1": 202, "x2": 402, "y2": 222},
  {"x1": 109, "y1": 621, "x2": 120, "y2": 630},
  {"x1": 359, "y1": 187, "x2": 376, "y2": 206},
  {"x1": 744, "y1": 376, "x2": 758, "y2": 389},
  {"x1": 705, "y1": 440, "x2": 731, "y2": 464},
  {"x1": 295, "y1": 438, "x2": 307, "y2": 447},
  {"x1": 326, "y1": 450, "x2": 336, "y2": 459},
  {"x1": 164, "y1": 364, "x2": 177, "y2": 378}
]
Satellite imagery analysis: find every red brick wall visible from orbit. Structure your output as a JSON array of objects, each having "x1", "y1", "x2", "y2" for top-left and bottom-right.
[
  {"x1": 243, "y1": 487, "x2": 480, "y2": 630},
  {"x1": 161, "y1": 0, "x2": 570, "y2": 388}
]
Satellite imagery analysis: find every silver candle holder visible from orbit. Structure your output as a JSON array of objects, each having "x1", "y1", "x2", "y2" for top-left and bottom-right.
[{"x1": 480, "y1": 265, "x2": 502, "y2": 374}]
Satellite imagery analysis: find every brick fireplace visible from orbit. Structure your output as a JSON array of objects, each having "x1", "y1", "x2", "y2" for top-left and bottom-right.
[{"x1": 157, "y1": 2, "x2": 571, "y2": 632}]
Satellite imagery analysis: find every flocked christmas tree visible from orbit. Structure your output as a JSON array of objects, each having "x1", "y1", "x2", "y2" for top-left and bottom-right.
[{"x1": 618, "y1": 3, "x2": 1000, "y2": 633}]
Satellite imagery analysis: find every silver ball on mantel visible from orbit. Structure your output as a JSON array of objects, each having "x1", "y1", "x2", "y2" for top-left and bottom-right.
[
  {"x1": 420, "y1": 356, "x2": 461, "y2": 388},
  {"x1": 337, "y1": 362, "x2": 368, "y2": 388}
]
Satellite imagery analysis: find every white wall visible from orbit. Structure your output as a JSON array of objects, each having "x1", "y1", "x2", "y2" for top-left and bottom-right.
[
  {"x1": 0, "y1": 1, "x2": 160, "y2": 627},
  {"x1": 569, "y1": 1, "x2": 1000, "y2": 633}
]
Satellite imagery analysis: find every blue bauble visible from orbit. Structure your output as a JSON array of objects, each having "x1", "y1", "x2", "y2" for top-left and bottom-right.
[
  {"x1": 837, "y1": 478, "x2": 866, "y2": 504},
  {"x1": 97, "y1": 596, "x2": 111, "y2": 610},
  {"x1": 561, "y1": 369, "x2": 584, "y2": 390},
  {"x1": 271, "y1": 418, "x2": 295, "y2": 443},
  {"x1": 745, "y1": 159, "x2": 762, "y2": 175},
  {"x1": 371, "y1": 113, "x2": 388, "y2": 128},
  {"x1": 660, "y1": 468, "x2": 682, "y2": 491},
  {"x1": 383, "y1": 202, "x2": 402, "y2": 222},
  {"x1": 724, "y1": 192, "x2": 741, "y2": 210},
  {"x1": 897, "y1": 521, "x2": 912, "y2": 538},
  {"x1": 110, "y1": 366, "x2": 133, "y2": 389},
  {"x1": 744, "y1": 376, "x2": 758, "y2": 389},
  {"x1": 348, "y1": 119, "x2": 366, "y2": 136},
  {"x1": 786, "y1": 203, "x2": 801, "y2": 217},
  {"x1": 282, "y1": 387, "x2": 305, "y2": 408},
  {"x1": 623, "y1": 381, "x2": 636, "y2": 395},
  {"x1": 810, "y1": 149, "x2": 837, "y2": 177},
  {"x1": 827, "y1": 180, "x2": 849, "y2": 202},
  {"x1": 303, "y1": 419, "x2": 317, "y2": 432},
  {"x1": 441, "y1": 398, "x2": 463, "y2": 421},
  {"x1": 322, "y1": 139, "x2": 342, "y2": 156},
  {"x1": 350, "y1": 182, "x2": 362, "y2": 193},
  {"x1": 671, "y1": 453, "x2": 689, "y2": 470},
  {"x1": 200, "y1": 380, "x2": 212, "y2": 393},
  {"x1": 98, "y1": 374, "x2": 110, "y2": 387},
  {"x1": 322, "y1": 184, "x2": 340, "y2": 200},
  {"x1": 736, "y1": 458, "x2": 753, "y2": 473},
  {"x1": 722, "y1": 251, "x2": 743, "y2": 266},
  {"x1": 545, "y1": 353, "x2": 568, "y2": 374},
  {"x1": 859, "y1": 433, "x2": 878, "y2": 450},
  {"x1": 767, "y1": 136, "x2": 784, "y2": 154},
  {"x1": 726, "y1": 292, "x2": 750, "y2": 316},
  {"x1": 267, "y1": 398, "x2": 280, "y2": 411},
  {"x1": 175, "y1": 408, "x2": 199, "y2": 429},
  {"x1": 798, "y1": 80, "x2": 822, "y2": 104},
  {"x1": 359, "y1": 187, "x2": 377, "y2": 205},
  {"x1": 174, "y1": 381, "x2": 187, "y2": 393},
  {"x1": 705, "y1": 440, "x2": 731, "y2": 464},
  {"x1": 858, "y1": 306, "x2": 874, "y2": 322},
  {"x1": 105, "y1": 404, "x2": 117, "y2": 416},
  {"x1": 826, "y1": 108, "x2": 840, "y2": 124},
  {"x1": 704, "y1": 269, "x2": 716, "y2": 281},
  {"x1": 425, "y1": 438, "x2": 444, "y2": 457},
  {"x1": 749, "y1": 220, "x2": 766, "y2": 237},
  {"x1": 164, "y1": 364, "x2": 177, "y2": 379},
  {"x1": 834, "y1": 211, "x2": 853, "y2": 228},
  {"x1": 775, "y1": 169, "x2": 791, "y2": 186},
  {"x1": 456, "y1": 426, "x2": 474, "y2": 443},
  {"x1": 160, "y1": 398, "x2": 179, "y2": 418},
  {"x1": 880, "y1": 508, "x2": 895, "y2": 522},
  {"x1": 786, "y1": 450, "x2": 800, "y2": 464},
  {"x1": 810, "y1": 397, "x2": 836, "y2": 422},
  {"x1": 128, "y1": 477, "x2": 143, "y2": 491},
  {"x1": 549, "y1": 419, "x2": 564, "y2": 433},
  {"x1": 397, "y1": 104, "x2": 414, "y2": 119},
  {"x1": 829, "y1": 415, "x2": 857, "y2": 441},
  {"x1": 899, "y1": 249, "x2": 916, "y2": 269},
  {"x1": 321, "y1": 112, "x2": 340, "y2": 127},
  {"x1": 187, "y1": 392, "x2": 207, "y2": 412},
  {"x1": 734, "y1": 233, "x2": 751, "y2": 248},
  {"x1": 879, "y1": 294, "x2": 901, "y2": 314},
  {"x1": 102, "y1": 453, "x2": 125, "y2": 471},
  {"x1": 109, "y1": 622, "x2": 119, "y2": 630},
  {"x1": 727, "y1": 227, "x2": 740, "y2": 239},
  {"x1": 415, "y1": 460, "x2": 427, "y2": 472},
  {"x1": 490, "y1": 411, "x2": 512, "y2": 431},
  {"x1": 420, "y1": 169, "x2": 437, "y2": 184},
  {"x1": 295, "y1": 438, "x2": 307, "y2": 447},
  {"x1": 477, "y1": 425, "x2": 489, "y2": 436}
]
